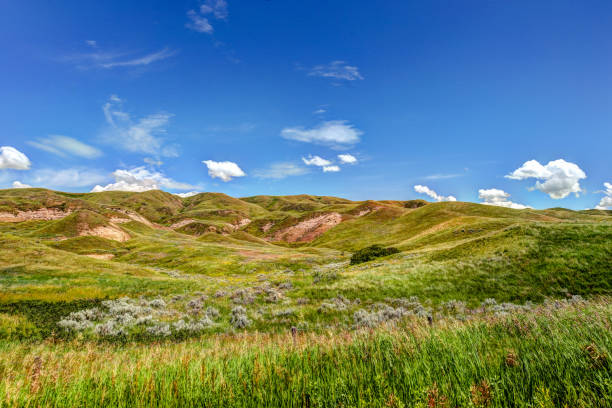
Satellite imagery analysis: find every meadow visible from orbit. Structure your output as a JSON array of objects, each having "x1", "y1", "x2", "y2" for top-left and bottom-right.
[{"x1": 0, "y1": 188, "x2": 610, "y2": 406}]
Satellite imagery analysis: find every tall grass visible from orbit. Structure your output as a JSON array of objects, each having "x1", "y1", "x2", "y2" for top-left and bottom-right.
[{"x1": 1, "y1": 300, "x2": 610, "y2": 407}]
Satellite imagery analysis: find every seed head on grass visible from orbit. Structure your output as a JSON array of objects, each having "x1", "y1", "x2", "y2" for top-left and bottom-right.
[
  {"x1": 470, "y1": 380, "x2": 493, "y2": 407},
  {"x1": 505, "y1": 351, "x2": 519, "y2": 367}
]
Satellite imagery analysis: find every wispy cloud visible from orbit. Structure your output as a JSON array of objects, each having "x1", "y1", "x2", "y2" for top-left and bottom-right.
[
  {"x1": 308, "y1": 61, "x2": 363, "y2": 81},
  {"x1": 98, "y1": 48, "x2": 176, "y2": 68},
  {"x1": 31, "y1": 168, "x2": 108, "y2": 188},
  {"x1": 281, "y1": 120, "x2": 362, "y2": 149},
  {"x1": 186, "y1": 0, "x2": 228, "y2": 34},
  {"x1": 201, "y1": 0, "x2": 228, "y2": 19},
  {"x1": 302, "y1": 155, "x2": 332, "y2": 167},
  {"x1": 65, "y1": 47, "x2": 176, "y2": 70},
  {"x1": 186, "y1": 10, "x2": 214, "y2": 33},
  {"x1": 422, "y1": 173, "x2": 463, "y2": 180},
  {"x1": 253, "y1": 162, "x2": 309, "y2": 180},
  {"x1": 101, "y1": 95, "x2": 178, "y2": 157},
  {"x1": 414, "y1": 185, "x2": 457, "y2": 202},
  {"x1": 28, "y1": 135, "x2": 102, "y2": 159}
]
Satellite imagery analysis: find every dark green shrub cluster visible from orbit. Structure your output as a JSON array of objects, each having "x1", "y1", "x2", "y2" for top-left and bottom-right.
[
  {"x1": 0, "y1": 299, "x2": 103, "y2": 339},
  {"x1": 403, "y1": 199, "x2": 428, "y2": 209},
  {"x1": 350, "y1": 245, "x2": 400, "y2": 265}
]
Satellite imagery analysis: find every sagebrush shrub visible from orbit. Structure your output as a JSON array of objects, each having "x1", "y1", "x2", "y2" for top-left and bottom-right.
[{"x1": 230, "y1": 306, "x2": 251, "y2": 329}]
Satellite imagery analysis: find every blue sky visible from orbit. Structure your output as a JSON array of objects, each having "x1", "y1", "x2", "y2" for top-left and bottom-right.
[{"x1": 0, "y1": 1, "x2": 610, "y2": 209}]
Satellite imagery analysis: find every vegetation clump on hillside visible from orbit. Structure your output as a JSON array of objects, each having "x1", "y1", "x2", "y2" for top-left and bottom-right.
[{"x1": 350, "y1": 244, "x2": 400, "y2": 265}]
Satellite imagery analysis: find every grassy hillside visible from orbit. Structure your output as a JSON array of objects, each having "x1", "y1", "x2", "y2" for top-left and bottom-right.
[
  {"x1": 84, "y1": 190, "x2": 184, "y2": 223},
  {"x1": 0, "y1": 188, "x2": 610, "y2": 406},
  {"x1": 34, "y1": 210, "x2": 113, "y2": 238}
]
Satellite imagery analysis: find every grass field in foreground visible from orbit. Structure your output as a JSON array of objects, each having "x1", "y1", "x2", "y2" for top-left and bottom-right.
[{"x1": 1, "y1": 299, "x2": 610, "y2": 407}]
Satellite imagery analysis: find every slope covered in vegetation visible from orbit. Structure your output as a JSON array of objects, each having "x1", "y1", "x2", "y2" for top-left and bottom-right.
[{"x1": 0, "y1": 188, "x2": 610, "y2": 406}]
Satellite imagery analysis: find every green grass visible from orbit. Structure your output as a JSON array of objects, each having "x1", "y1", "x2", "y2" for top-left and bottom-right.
[
  {"x1": 0, "y1": 189, "x2": 611, "y2": 406},
  {"x1": 0, "y1": 300, "x2": 610, "y2": 407}
]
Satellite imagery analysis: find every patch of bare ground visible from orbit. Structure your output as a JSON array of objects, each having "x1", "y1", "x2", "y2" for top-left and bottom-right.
[
  {"x1": 77, "y1": 223, "x2": 130, "y2": 242},
  {"x1": 0, "y1": 208, "x2": 72, "y2": 222},
  {"x1": 271, "y1": 212, "x2": 343, "y2": 242},
  {"x1": 231, "y1": 217, "x2": 251, "y2": 230}
]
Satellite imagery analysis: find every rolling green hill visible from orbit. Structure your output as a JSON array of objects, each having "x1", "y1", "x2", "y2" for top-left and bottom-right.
[
  {"x1": 0, "y1": 186, "x2": 609, "y2": 308},
  {"x1": 1, "y1": 188, "x2": 611, "y2": 407}
]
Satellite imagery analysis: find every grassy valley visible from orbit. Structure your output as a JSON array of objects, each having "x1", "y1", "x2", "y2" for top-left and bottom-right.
[{"x1": 0, "y1": 188, "x2": 610, "y2": 407}]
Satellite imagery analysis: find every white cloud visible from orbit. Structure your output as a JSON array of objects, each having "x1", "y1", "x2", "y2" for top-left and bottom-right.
[
  {"x1": 174, "y1": 191, "x2": 201, "y2": 198},
  {"x1": 31, "y1": 168, "x2": 108, "y2": 188},
  {"x1": 102, "y1": 95, "x2": 177, "y2": 157},
  {"x1": 99, "y1": 48, "x2": 176, "y2": 68},
  {"x1": 302, "y1": 155, "x2": 332, "y2": 167},
  {"x1": 253, "y1": 162, "x2": 309, "y2": 179},
  {"x1": 308, "y1": 61, "x2": 363, "y2": 81},
  {"x1": 281, "y1": 120, "x2": 362, "y2": 148},
  {"x1": 314, "y1": 109, "x2": 326, "y2": 114},
  {"x1": 338, "y1": 154, "x2": 357, "y2": 164},
  {"x1": 143, "y1": 158, "x2": 163, "y2": 166},
  {"x1": 186, "y1": 10, "x2": 214, "y2": 33},
  {"x1": 478, "y1": 188, "x2": 531, "y2": 210},
  {"x1": 186, "y1": 0, "x2": 228, "y2": 34},
  {"x1": 0, "y1": 146, "x2": 31, "y2": 170},
  {"x1": 202, "y1": 160, "x2": 245, "y2": 182},
  {"x1": 28, "y1": 135, "x2": 102, "y2": 159},
  {"x1": 414, "y1": 185, "x2": 457, "y2": 202},
  {"x1": 91, "y1": 167, "x2": 194, "y2": 193},
  {"x1": 12, "y1": 181, "x2": 32, "y2": 189},
  {"x1": 595, "y1": 182, "x2": 612, "y2": 210},
  {"x1": 302, "y1": 155, "x2": 342, "y2": 173},
  {"x1": 200, "y1": 0, "x2": 228, "y2": 20},
  {"x1": 86, "y1": 40, "x2": 97, "y2": 48},
  {"x1": 423, "y1": 173, "x2": 463, "y2": 180},
  {"x1": 67, "y1": 48, "x2": 176, "y2": 69},
  {"x1": 506, "y1": 159, "x2": 586, "y2": 199}
]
